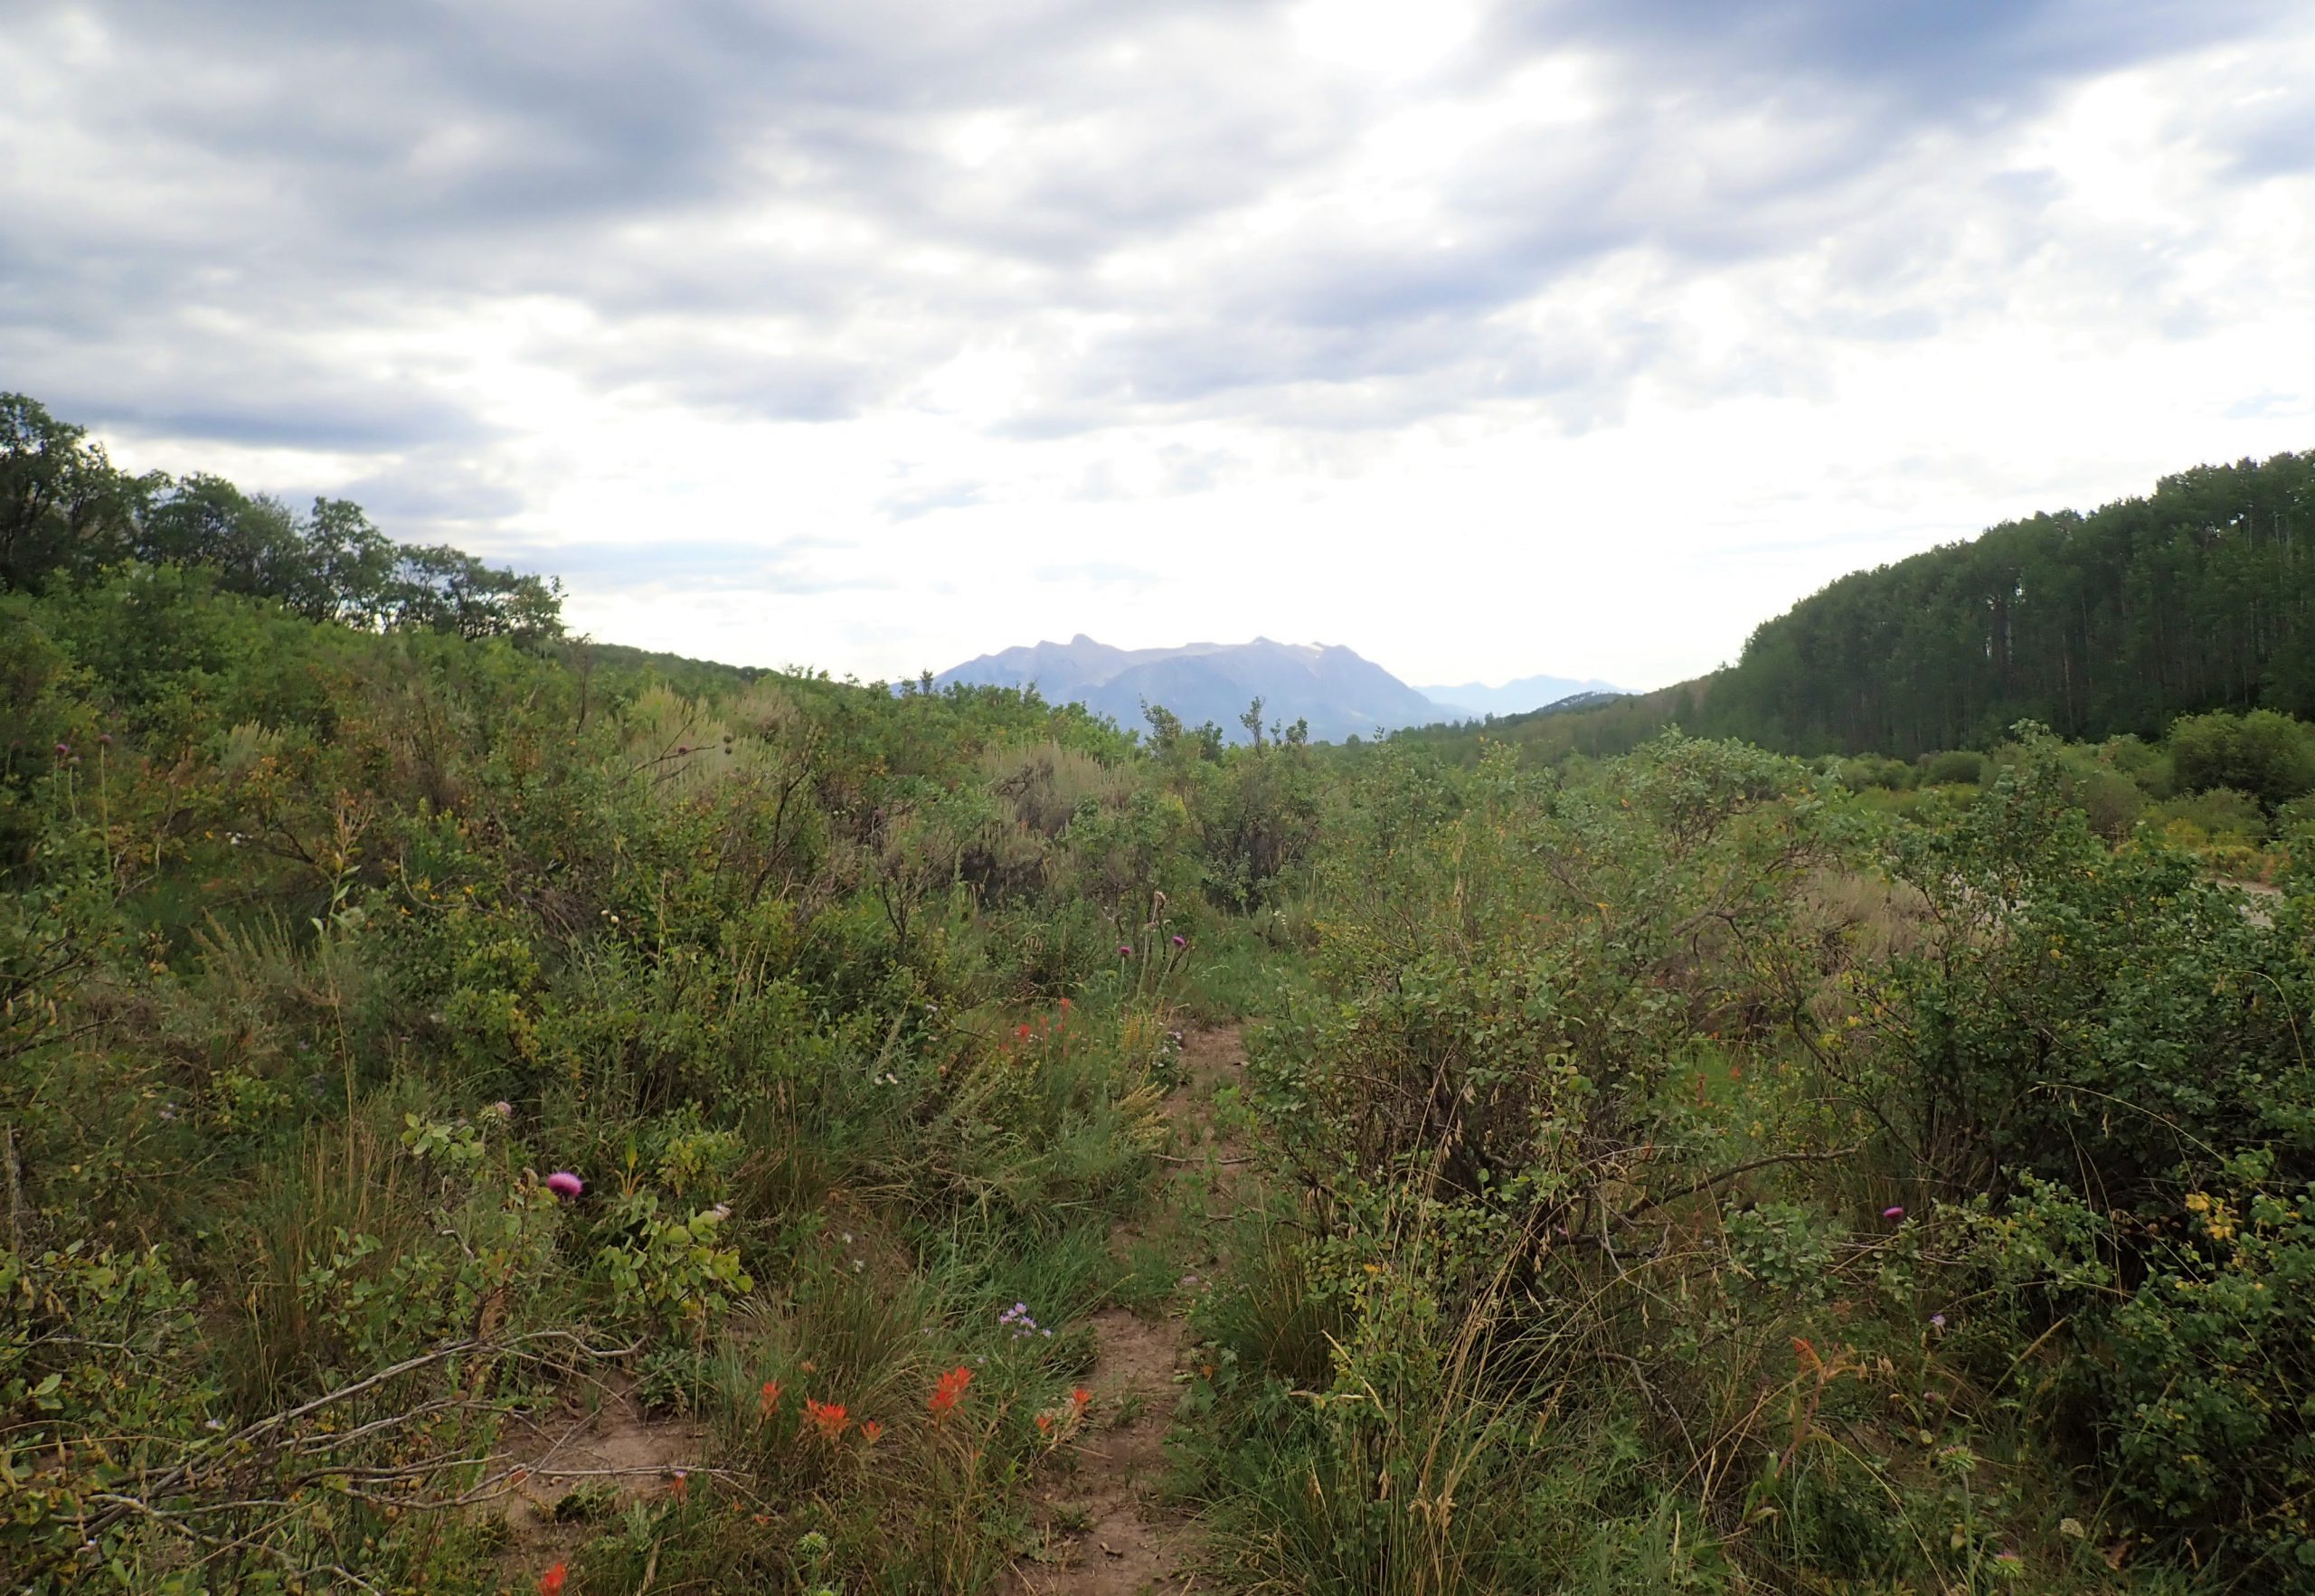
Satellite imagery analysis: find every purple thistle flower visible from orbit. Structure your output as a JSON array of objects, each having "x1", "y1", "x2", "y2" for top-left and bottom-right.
[
  {"x1": 1117, "y1": 944, "x2": 1133, "y2": 958},
  {"x1": 1883, "y1": 1204, "x2": 1905, "y2": 1220},
  {"x1": 52, "y1": 742, "x2": 70, "y2": 758},
  {"x1": 546, "y1": 1171, "x2": 584, "y2": 1199},
  {"x1": 1171, "y1": 934, "x2": 1186, "y2": 948}
]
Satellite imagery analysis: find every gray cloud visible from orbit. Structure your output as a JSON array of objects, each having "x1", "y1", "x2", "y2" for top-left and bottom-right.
[{"x1": 3, "y1": 0, "x2": 2308, "y2": 551}]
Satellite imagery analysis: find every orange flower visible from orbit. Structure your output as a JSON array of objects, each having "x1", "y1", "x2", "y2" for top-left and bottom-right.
[
  {"x1": 538, "y1": 1564, "x2": 568, "y2": 1596},
  {"x1": 860, "y1": 1420, "x2": 883, "y2": 1444},
  {"x1": 803, "y1": 1398, "x2": 850, "y2": 1440},
  {"x1": 929, "y1": 1365, "x2": 973, "y2": 1423},
  {"x1": 1035, "y1": 1412, "x2": 1053, "y2": 1434},
  {"x1": 1016, "y1": 1023, "x2": 1031, "y2": 1040},
  {"x1": 759, "y1": 1379, "x2": 783, "y2": 1417},
  {"x1": 668, "y1": 1470, "x2": 688, "y2": 1500},
  {"x1": 1071, "y1": 1387, "x2": 1091, "y2": 1411}
]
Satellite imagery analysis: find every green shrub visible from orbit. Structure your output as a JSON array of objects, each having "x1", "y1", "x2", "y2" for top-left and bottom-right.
[
  {"x1": 1920, "y1": 749, "x2": 1988, "y2": 786},
  {"x1": 2171, "y1": 709, "x2": 2315, "y2": 809},
  {"x1": 2159, "y1": 786, "x2": 2269, "y2": 843}
]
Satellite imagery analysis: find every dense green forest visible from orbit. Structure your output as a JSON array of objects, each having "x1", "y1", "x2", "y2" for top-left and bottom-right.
[
  {"x1": 1712, "y1": 451, "x2": 2315, "y2": 754},
  {"x1": 9, "y1": 398, "x2": 2315, "y2": 1593},
  {"x1": 1403, "y1": 449, "x2": 2315, "y2": 768}
]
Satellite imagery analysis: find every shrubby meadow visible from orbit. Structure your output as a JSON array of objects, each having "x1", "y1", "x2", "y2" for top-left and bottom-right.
[{"x1": 7, "y1": 394, "x2": 2315, "y2": 1591}]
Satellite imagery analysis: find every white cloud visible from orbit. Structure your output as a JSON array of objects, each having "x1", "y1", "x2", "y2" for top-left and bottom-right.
[{"x1": 5, "y1": 0, "x2": 2311, "y2": 697}]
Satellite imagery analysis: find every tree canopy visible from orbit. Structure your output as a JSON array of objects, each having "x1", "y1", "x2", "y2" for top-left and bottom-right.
[{"x1": 0, "y1": 392, "x2": 562, "y2": 644}]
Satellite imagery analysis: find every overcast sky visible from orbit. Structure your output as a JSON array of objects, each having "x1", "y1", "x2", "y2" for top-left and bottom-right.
[{"x1": 6, "y1": 1, "x2": 2312, "y2": 691}]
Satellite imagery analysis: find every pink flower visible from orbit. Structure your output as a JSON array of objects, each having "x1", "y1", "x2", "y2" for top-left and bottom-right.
[
  {"x1": 546, "y1": 1171, "x2": 585, "y2": 1199},
  {"x1": 1171, "y1": 934, "x2": 1186, "y2": 948},
  {"x1": 1117, "y1": 944, "x2": 1133, "y2": 958},
  {"x1": 1882, "y1": 1204, "x2": 1904, "y2": 1220}
]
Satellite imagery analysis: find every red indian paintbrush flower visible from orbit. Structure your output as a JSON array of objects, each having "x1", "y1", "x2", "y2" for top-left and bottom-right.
[{"x1": 929, "y1": 1365, "x2": 973, "y2": 1423}]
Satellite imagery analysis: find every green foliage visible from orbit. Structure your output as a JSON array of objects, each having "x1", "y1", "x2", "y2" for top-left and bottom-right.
[
  {"x1": 1, "y1": 392, "x2": 562, "y2": 640},
  {"x1": 0, "y1": 528, "x2": 1213, "y2": 1590},
  {"x1": 1706, "y1": 450, "x2": 2315, "y2": 754},
  {"x1": 10, "y1": 401, "x2": 2315, "y2": 1589},
  {"x1": 1921, "y1": 749, "x2": 1989, "y2": 786},
  {"x1": 2169, "y1": 708, "x2": 2315, "y2": 809},
  {"x1": 1859, "y1": 732, "x2": 2312, "y2": 1207},
  {"x1": 2158, "y1": 786, "x2": 2268, "y2": 843}
]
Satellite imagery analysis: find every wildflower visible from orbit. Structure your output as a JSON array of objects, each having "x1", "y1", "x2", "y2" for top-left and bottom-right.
[
  {"x1": 1882, "y1": 1204, "x2": 1905, "y2": 1220},
  {"x1": 99, "y1": 732, "x2": 112, "y2": 746},
  {"x1": 802, "y1": 1399, "x2": 849, "y2": 1440},
  {"x1": 538, "y1": 1564, "x2": 568, "y2": 1596},
  {"x1": 708, "y1": 1202, "x2": 732, "y2": 1222},
  {"x1": 760, "y1": 1379, "x2": 783, "y2": 1416},
  {"x1": 669, "y1": 1469, "x2": 688, "y2": 1499},
  {"x1": 860, "y1": 1420, "x2": 883, "y2": 1444},
  {"x1": 546, "y1": 1171, "x2": 584, "y2": 1200},
  {"x1": 1035, "y1": 1412, "x2": 1053, "y2": 1433},
  {"x1": 929, "y1": 1365, "x2": 974, "y2": 1422},
  {"x1": 52, "y1": 742, "x2": 69, "y2": 758},
  {"x1": 1117, "y1": 944, "x2": 1132, "y2": 958},
  {"x1": 1171, "y1": 934, "x2": 1186, "y2": 948},
  {"x1": 1017, "y1": 1023, "x2": 1031, "y2": 1040},
  {"x1": 489, "y1": 1100, "x2": 514, "y2": 1119},
  {"x1": 1929, "y1": 1313, "x2": 1947, "y2": 1332},
  {"x1": 1071, "y1": 1387, "x2": 1091, "y2": 1411}
]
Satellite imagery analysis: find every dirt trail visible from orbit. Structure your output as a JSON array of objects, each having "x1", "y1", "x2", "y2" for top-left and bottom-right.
[
  {"x1": 1006, "y1": 1024, "x2": 1248, "y2": 1595},
  {"x1": 495, "y1": 1374, "x2": 702, "y2": 1573}
]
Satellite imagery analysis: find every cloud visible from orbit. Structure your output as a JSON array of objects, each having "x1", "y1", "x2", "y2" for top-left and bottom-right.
[
  {"x1": 4, "y1": 0, "x2": 2311, "y2": 690},
  {"x1": 499, "y1": 535, "x2": 895, "y2": 595}
]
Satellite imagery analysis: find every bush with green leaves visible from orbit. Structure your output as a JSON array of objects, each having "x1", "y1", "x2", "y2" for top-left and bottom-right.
[
  {"x1": 2169, "y1": 708, "x2": 2315, "y2": 810},
  {"x1": 1854, "y1": 732, "x2": 2314, "y2": 1210}
]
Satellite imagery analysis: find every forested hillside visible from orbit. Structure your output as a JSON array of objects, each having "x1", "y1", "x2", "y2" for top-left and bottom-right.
[
  {"x1": 1713, "y1": 451, "x2": 2315, "y2": 755},
  {"x1": 1394, "y1": 449, "x2": 2315, "y2": 770}
]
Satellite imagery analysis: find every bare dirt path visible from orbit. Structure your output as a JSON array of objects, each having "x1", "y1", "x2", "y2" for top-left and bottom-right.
[{"x1": 1006, "y1": 1024, "x2": 1249, "y2": 1595}]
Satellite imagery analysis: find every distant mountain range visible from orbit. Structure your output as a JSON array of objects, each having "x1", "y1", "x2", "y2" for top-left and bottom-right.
[
  {"x1": 1417, "y1": 674, "x2": 1629, "y2": 721},
  {"x1": 933, "y1": 636, "x2": 1624, "y2": 743}
]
